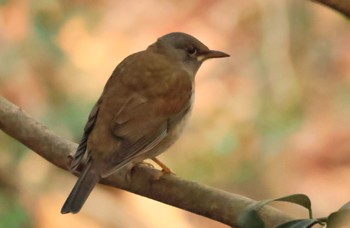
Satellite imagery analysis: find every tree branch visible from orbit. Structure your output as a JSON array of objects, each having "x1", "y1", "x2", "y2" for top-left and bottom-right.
[
  {"x1": 310, "y1": 0, "x2": 350, "y2": 18},
  {"x1": 0, "y1": 96, "x2": 291, "y2": 227}
]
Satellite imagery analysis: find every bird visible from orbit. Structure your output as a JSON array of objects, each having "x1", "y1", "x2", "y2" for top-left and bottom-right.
[{"x1": 61, "y1": 32, "x2": 229, "y2": 214}]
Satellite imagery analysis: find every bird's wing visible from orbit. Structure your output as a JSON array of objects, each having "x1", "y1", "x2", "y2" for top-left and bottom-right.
[
  {"x1": 70, "y1": 98, "x2": 102, "y2": 172},
  {"x1": 68, "y1": 53, "x2": 138, "y2": 172},
  {"x1": 103, "y1": 60, "x2": 193, "y2": 176}
]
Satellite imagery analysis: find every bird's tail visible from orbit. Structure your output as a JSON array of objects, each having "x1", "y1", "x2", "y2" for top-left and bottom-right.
[{"x1": 61, "y1": 161, "x2": 100, "y2": 214}]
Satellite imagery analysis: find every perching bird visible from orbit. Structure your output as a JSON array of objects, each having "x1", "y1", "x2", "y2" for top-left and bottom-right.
[{"x1": 61, "y1": 32, "x2": 229, "y2": 214}]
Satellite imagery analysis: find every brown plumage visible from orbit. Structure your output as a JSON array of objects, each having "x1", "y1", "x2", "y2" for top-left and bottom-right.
[{"x1": 61, "y1": 32, "x2": 229, "y2": 214}]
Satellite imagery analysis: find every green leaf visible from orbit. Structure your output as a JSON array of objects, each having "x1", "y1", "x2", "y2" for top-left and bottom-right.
[
  {"x1": 238, "y1": 194, "x2": 313, "y2": 228},
  {"x1": 249, "y1": 194, "x2": 312, "y2": 218},
  {"x1": 276, "y1": 219, "x2": 322, "y2": 228},
  {"x1": 326, "y1": 201, "x2": 350, "y2": 227},
  {"x1": 327, "y1": 210, "x2": 350, "y2": 228},
  {"x1": 339, "y1": 201, "x2": 350, "y2": 210},
  {"x1": 272, "y1": 194, "x2": 313, "y2": 218}
]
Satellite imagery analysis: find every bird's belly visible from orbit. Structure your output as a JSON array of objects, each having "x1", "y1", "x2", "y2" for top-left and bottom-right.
[{"x1": 139, "y1": 107, "x2": 193, "y2": 160}]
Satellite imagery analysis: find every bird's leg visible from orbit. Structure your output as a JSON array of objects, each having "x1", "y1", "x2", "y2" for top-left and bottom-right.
[
  {"x1": 151, "y1": 157, "x2": 175, "y2": 175},
  {"x1": 128, "y1": 159, "x2": 174, "y2": 182}
]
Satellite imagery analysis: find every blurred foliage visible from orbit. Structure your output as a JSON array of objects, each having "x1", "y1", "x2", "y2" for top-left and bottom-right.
[
  {"x1": 239, "y1": 194, "x2": 350, "y2": 227},
  {"x1": 0, "y1": 193, "x2": 30, "y2": 228},
  {"x1": 1, "y1": 0, "x2": 350, "y2": 227}
]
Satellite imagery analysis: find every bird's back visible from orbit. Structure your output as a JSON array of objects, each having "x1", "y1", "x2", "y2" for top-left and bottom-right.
[{"x1": 73, "y1": 50, "x2": 194, "y2": 176}]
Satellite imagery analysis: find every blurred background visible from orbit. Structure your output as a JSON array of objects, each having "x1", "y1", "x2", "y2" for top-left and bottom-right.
[{"x1": 1, "y1": 0, "x2": 350, "y2": 227}]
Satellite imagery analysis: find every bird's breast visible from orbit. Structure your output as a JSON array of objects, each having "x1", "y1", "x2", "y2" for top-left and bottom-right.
[{"x1": 145, "y1": 92, "x2": 195, "y2": 159}]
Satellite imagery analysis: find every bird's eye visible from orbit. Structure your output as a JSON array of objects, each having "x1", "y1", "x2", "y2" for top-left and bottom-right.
[{"x1": 186, "y1": 46, "x2": 197, "y2": 56}]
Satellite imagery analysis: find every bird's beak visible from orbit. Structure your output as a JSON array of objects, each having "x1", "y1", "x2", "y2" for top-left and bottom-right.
[{"x1": 197, "y1": 50, "x2": 230, "y2": 62}]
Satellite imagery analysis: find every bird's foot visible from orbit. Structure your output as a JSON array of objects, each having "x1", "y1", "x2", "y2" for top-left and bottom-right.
[
  {"x1": 151, "y1": 157, "x2": 175, "y2": 180},
  {"x1": 160, "y1": 166, "x2": 175, "y2": 175}
]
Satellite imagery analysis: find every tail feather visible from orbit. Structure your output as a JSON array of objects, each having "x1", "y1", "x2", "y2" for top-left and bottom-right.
[{"x1": 61, "y1": 161, "x2": 100, "y2": 214}]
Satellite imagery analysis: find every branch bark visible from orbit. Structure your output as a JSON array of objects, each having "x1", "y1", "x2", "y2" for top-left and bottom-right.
[
  {"x1": 310, "y1": 0, "x2": 350, "y2": 18},
  {"x1": 0, "y1": 96, "x2": 292, "y2": 227}
]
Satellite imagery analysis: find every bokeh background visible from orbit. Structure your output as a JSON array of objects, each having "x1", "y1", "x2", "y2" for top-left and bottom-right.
[{"x1": 1, "y1": 0, "x2": 350, "y2": 227}]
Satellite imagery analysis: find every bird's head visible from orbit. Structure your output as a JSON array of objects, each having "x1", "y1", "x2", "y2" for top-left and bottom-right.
[{"x1": 148, "y1": 32, "x2": 230, "y2": 75}]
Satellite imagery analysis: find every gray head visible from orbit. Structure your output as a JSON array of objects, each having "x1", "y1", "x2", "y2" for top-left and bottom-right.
[{"x1": 148, "y1": 32, "x2": 229, "y2": 75}]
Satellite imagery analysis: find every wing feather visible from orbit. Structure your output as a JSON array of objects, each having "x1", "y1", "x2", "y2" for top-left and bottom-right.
[{"x1": 70, "y1": 98, "x2": 102, "y2": 171}]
